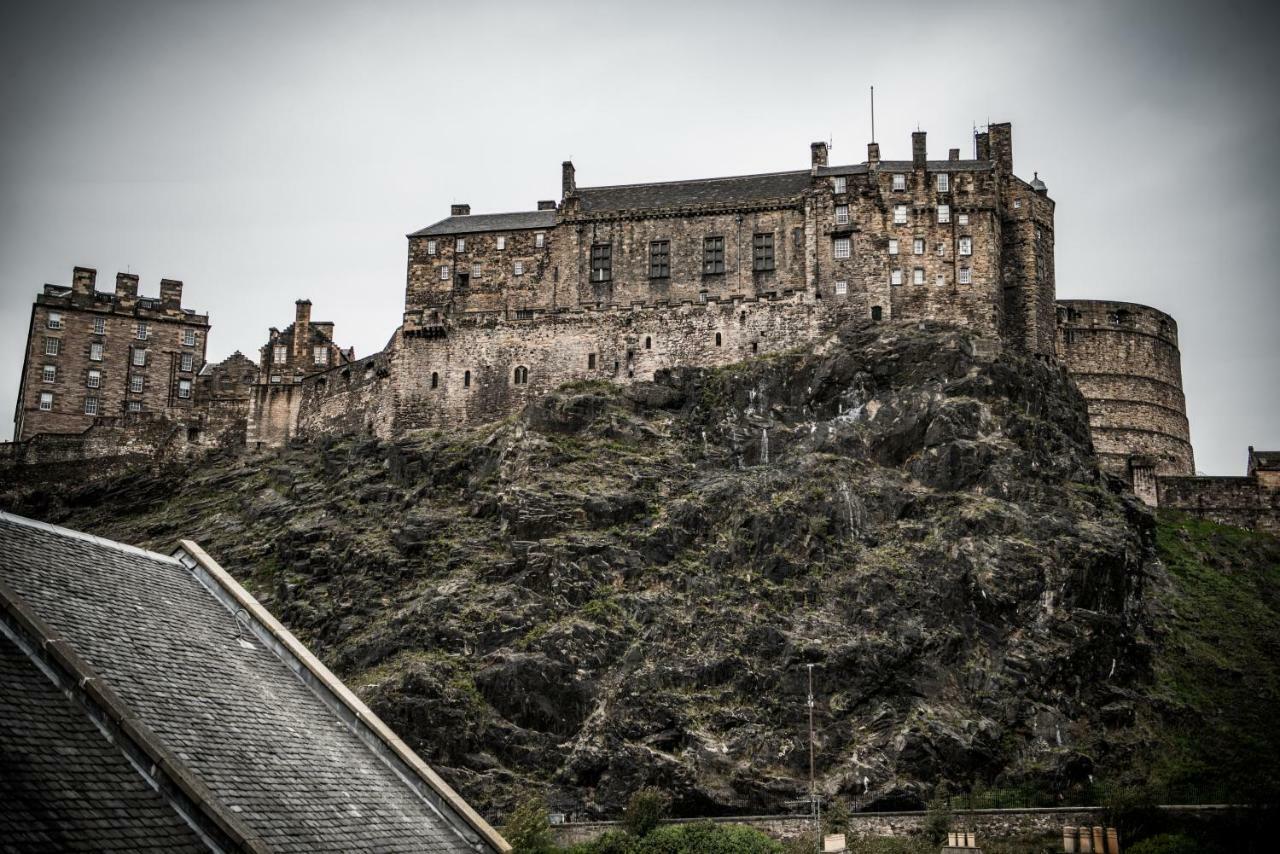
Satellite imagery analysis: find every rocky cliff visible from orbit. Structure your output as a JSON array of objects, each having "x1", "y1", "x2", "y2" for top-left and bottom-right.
[{"x1": 3, "y1": 320, "x2": 1274, "y2": 818}]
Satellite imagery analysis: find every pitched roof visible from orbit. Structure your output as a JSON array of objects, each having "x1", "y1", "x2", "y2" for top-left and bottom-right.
[
  {"x1": 575, "y1": 169, "x2": 811, "y2": 213},
  {"x1": 410, "y1": 209, "x2": 557, "y2": 237},
  {"x1": 0, "y1": 512, "x2": 508, "y2": 853},
  {"x1": 1250, "y1": 450, "x2": 1280, "y2": 471}
]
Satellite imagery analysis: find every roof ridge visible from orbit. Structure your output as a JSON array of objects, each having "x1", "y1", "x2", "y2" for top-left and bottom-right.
[
  {"x1": 0, "y1": 511, "x2": 182, "y2": 566},
  {"x1": 578, "y1": 168, "x2": 809, "y2": 192}
]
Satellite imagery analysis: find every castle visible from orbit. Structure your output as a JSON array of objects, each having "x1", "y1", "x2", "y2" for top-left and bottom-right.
[{"x1": 7, "y1": 122, "x2": 1277, "y2": 532}]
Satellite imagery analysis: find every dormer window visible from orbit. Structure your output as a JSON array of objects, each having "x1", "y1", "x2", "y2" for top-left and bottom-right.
[
  {"x1": 892, "y1": 173, "x2": 906, "y2": 191},
  {"x1": 832, "y1": 176, "x2": 847, "y2": 194}
]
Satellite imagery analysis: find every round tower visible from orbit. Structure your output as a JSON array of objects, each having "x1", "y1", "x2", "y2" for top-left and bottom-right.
[{"x1": 1055, "y1": 300, "x2": 1194, "y2": 493}]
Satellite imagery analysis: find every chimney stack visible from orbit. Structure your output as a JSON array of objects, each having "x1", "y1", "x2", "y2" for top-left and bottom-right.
[
  {"x1": 294, "y1": 299, "x2": 312, "y2": 362},
  {"x1": 450, "y1": 203, "x2": 470, "y2": 216},
  {"x1": 72, "y1": 266, "x2": 97, "y2": 298},
  {"x1": 562, "y1": 161, "x2": 576, "y2": 197},
  {"x1": 975, "y1": 130, "x2": 991, "y2": 161},
  {"x1": 912, "y1": 131, "x2": 927, "y2": 169},
  {"x1": 537, "y1": 200, "x2": 557, "y2": 211},
  {"x1": 810, "y1": 141, "x2": 828, "y2": 172},
  {"x1": 159, "y1": 278, "x2": 183, "y2": 308},
  {"x1": 114, "y1": 272, "x2": 139, "y2": 302},
  {"x1": 867, "y1": 142, "x2": 880, "y2": 164},
  {"x1": 949, "y1": 148, "x2": 960, "y2": 162},
  {"x1": 295, "y1": 298, "x2": 312, "y2": 324},
  {"x1": 989, "y1": 121, "x2": 1014, "y2": 175}
]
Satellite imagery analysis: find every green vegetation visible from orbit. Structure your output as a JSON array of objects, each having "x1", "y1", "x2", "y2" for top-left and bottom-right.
[
  {"x1": 506, "y1": 794, "x2": 556, "y2": 854},
  {"x1": 1127, "y1": 834, "x2": 1199, "y2": 854},
  {"x1": 621, "y1": 787, "x2": 671, "y2": 839}
]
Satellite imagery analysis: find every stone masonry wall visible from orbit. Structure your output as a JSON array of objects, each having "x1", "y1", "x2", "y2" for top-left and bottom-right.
[{"x1": 1158, "y1": 476, "x2": 1280, "y2": 536}]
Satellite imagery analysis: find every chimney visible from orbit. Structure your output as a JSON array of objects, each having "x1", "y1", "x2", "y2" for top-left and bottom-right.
[
  {"x1": 294, "y1": 299, "x2": 312, "y2": 362},
  {"x1": 562, "y1": 160, "x2": 576, "y2": 197},
  {"x1": 537, "y1": 200, "x2": 557, "y2": 211},
  {"x1": 159, "y1": 278, "x2": 183, "y2": 308},
  {"x1": 810, "y1": 141, "x2": 828, "y2": 172},
  {"x1": 989, "y1": 121, "x2": 1013, "y2": 175},
  {"x1": 450, "y1": 203, "x2": 470, "y2": 216},
  {"x1": 867, "y1": 142, "x2": 880, "y2": 165},
  {"x1": 295, "y1": 298, "x2": 312, "y2": 324},
  {"x1": 912, "y1": 131, "x2": 927, "y2": 169},
  {"x1": 949, "y1": 148, "x2": 960, "y2": 162},
  {"x1": 975, "y1": 130, "x2": 991, "y2": 161},
  {"x1": 114, "y1": 272, "x2": 139, "y2": 301},
  {"x1": 72, "y1": 266, "x2": 97, "y2": 298}
]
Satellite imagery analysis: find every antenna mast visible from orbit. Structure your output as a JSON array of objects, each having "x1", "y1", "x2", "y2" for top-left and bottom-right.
[{"x1": 870, "y1": 86, "x2": 876, "y2": 143}]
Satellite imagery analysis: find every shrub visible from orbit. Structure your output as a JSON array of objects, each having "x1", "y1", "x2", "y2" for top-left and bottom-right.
[
  {"x1": 564, "y1": 830, "x2": 638, "y2": 854},
  {"x1": 622, "y1": 787, "x2": 672, "y2": 838},
  {"x1": 1128, "y1": 833, "x2": 1199, "y2": 854},
  {"x1": 633, "y1": 821, "x2": 783, "y2": 854},
  {"x1": 505, "y1": 794, "x2": 555, "y2": 854}
]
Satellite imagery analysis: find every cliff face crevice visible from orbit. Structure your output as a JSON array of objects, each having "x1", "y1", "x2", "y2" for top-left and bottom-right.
[{"x1": 1, "y1": 321, "x2": 1170, "y2": 817}]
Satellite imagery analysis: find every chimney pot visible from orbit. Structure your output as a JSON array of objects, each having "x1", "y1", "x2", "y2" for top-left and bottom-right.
[
  {"x1": 450, "y1": 203, "x2": 470, "y2": 216},
  {"x1": 912, "y1": 130, "x2": 927, "y2": 169}
]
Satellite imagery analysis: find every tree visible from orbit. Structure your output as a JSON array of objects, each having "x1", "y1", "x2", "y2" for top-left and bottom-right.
[
  {"x1": 506, "y1": 794, "x2": 555, "y2": 854},
  {"x1": 622, "y1": 787, "x2": 672, "y2": 839}
]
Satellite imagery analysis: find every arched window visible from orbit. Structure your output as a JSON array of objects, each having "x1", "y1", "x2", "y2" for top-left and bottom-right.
[
  {"x1": 431, "y1": 371, "x2": 439, "y2": 389},
  {"x1": 514, "y1": 366, "x2": 528, "y2": 385},
  {"x1": 715, "y1": 332, "x2": 722, "y2": 347},
  {"x1": 871, "y1": 305, "x2": 883, "y2": 321},
  {"x1": 644, "y1": 336, "x2": 651, "y2": 350},
  {"x1": 464, "y1": 370, "x2": 471, "y2": 388}
]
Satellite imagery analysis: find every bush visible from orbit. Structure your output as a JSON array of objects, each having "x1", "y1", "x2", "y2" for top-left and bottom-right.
[
  {"x1": 1128, "y1": 833, "x2": 1199, "y2": 854},
  {"x1": 505, "y1": 794, "x2": 555, "y2": 854},
  {"x1": 622, "y1": 787, "x2": 672, "y2": 838},
  {"x1": 564, "y1": 830, "x2": 638, "y2": 854},
  {"x1": 633, "y1": 821, "x2": 782, "y2": 854}
]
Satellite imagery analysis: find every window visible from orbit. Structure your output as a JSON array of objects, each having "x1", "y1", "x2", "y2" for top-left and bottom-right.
[
  {"x1": 891, "y1": 269, "x2": 903, "y2": 286},
  {"x1": 440, "y1": 265, "x2": 450, "y2": 281},
  {"x1": 87, "y1": 369, "x2": 101, "y2": 388},
  {"x1": 958, "y1": 212, "x2": 969, "y2": 225},
  {"x1": 936, "y1": 173, "x2": 950, "y2": 192},
  {"x1": 935, "y1": 274, "x2": 946, "y2": 286},
  {"x1": 455, "y1": 238, "x2": 466, "y2": 252},
  {"x1": 84, "y1": 396, "x2": 99, "y2": 415},
  {"x1": 471, "y1": 262, "x2": 482, "y2": 278},
  {"x1": 703, "y1": 236, "x2": 725, "y2": 274},
  {"x1": 44, "y1": 338, "x2": 60, "y2": 356},
  {"x1": 588, "y1": 353, "x2": 597, "y2": 370},
  {"x1": 893, "y1": 205, "x2": 907, "y2": 224},
  {"x1": 90, "y1": 342, "x2": 103, "y2": 361},
  {"x1": 835, "y1": 204, "x2": 849, "y2": 225},
  {"x1": 513, "y1": 365, "x2": 528, "y2": 385},
  {"x1": 835, "y1": 280, "x2": 848, "y2": 296},
  {"x1": 180, "y1": 353, "x2": 194, "y2": 372},
  {"x1": 913, "y1": 238, "x2": 924, "y2": 255},
  {"x1": 649, "y1": 240, "x2": 670, "y2": 278},
  {"x1": 833, "y1": 237, "x2": 851, "y2": 259},
  {"x1": 42, "y1": 365, "x2": 56, "y2": 383},
  {"x1": 178, "y1": 379, "x2": 192, "y2": 399},
  {"x1": 270, "y1": 374, "x2": 282, "y2": 384},
  {"x1": 183, "y1": 328, "x2": 196, "y2": 346},
  {"x1": 1013, "y1": 199, "x2": 1022, "y2": 209},
  {"x1": 958, "y1": 267, "x2": 972, "y2": 284},
  {"x1": 1065, "y1": 329, "x2": 1081, "y2": 345},
  {"x1": 39, "y1": 392, "x2": 53, "y2": 411},
  {"x1": 430, "y1": 371, "x2": 439, "y2": 389},
  {"x1": 913, "y1": 268, "x2": 925, "y2": 284},
  {"x1": 832, "y1": 176, "x2": 847, "y2": 194},
  {"x1": 888, "y1": 238, "x2": 899, "y2": 256},
  {"x1": 139, "y1": 299, "x2": 154, "y2": 309},
  {"x1": 463, "y1": 370, "x2": 471, "y2": 388},
  {"x1": 871, "y1": 305, "x2": 883, "y2": 321},
  {"x1": 136, "y1": 322, "x2": 148, "y2": 340},
  {"x1": 892, "y1": 173, "x2": 906, "y2": 191},
  {"x1": 644, "y1": 336, "x2": 652, "y2": 350},
  {"x1": 936, "y1": 242, "x2": 945, "y2": 256},
  {"x1": 128, "y1": 400, "x2": 142, "y2": 412},
  {"x1": 427, "y1": 240, "x2": 437, "y2": 255},
  {"x1": 714, "y1": 332, "x2": 722, "y2": 347},
  {"x1": 938, "y1": 204, "x2": 950, "y2": 224},
  {"x1": 313, "y1": 346, "x2": 328, "y2": 366},
  {"x1": 752, "y1": 233, "x2": 774, "y2": 271},
  {"x1": 496, "y1": 236, "x2": 506, "y2": 250},
  {"x1": 591, "y1": 243, "x2": 612, "y2": 282},
  {"x1": 514, "y1": 261, "x2": 524, "y2": 276},
  {"x1": 47, "y1": 312, "x2": 62, "y2": 329},
  {"x1": 130, "y1": 374, "x2": 144, "y2": 393},
  {"x1": 132, "y1": 348, "x2": 147, "y2": 367},
  {"x1": 93, "y1": 317, "x2": 106, "y2": 335},
  {"x1": 535, "y1": 232, "x2": 545, "y2": 248},
  {"x1": 959, "y1": 236, "x2": 973, "y2": 256},
  {"x1": 455, "y1": 271, "x2": 470, "y2": 288},
  {"x1": 273, "y1": 345, "x2": 287, "y2": 364}
]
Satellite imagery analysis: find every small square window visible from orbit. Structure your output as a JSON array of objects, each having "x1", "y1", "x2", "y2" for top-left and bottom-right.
[
  {"x1": 958, "y1": 212, "x2": 970, "y2": 225},
  {"x1": 958, "y1": 267, "x2": 972, "y2": 284},
  {"x1": 47, "y1": 312, "x2": 62, "y2": 330},
  {"x1": 912, "y1": 238, "x2": 924, "y2": 255},
  {"x1": 835, "y1": 280, "x2": 848, "y2": 296},
  {"x1": 39, "y1": 392, "x2": 53, "y2": 411},
  {"x1": 440, "y1": 265, "x2": 451, "y2": 281},
  {"x1": 44, "y1": 338, "x2": 60, "y2": 356},
  {"x1": 833, "y1": 237, "x2": 851, "y2": 259},
  {"x1": 130, "y1": 374, "x2": 144, "y2": 393},
  {"x1": 178, "y1": 379, "x2": 192, "y2": 399},
  {"x1": 496, "y1": 236, "x2": 506, "y2": 250},
  {"x1": 938, "y1": 204, "x2": 950, "y2": 224},
  {"x1": 832, "y1": 176, "x2": 847, "y2": 194},
  {"x1": 893, "y1": 205, "x2": 907, "y2": 224},
  {"x1": 84, "y1": 396, "x2": 99, "y2": 415},
  {"x1": 535, "y1": 232, "x2": 545, "y2": 248},
  {"x1": 959, "y1": 236, "x2": 973, "y2": 256},
  {"x1": 471, "y1": 262, "x2": 482, "y2": 278},
  {"x1": 93, "y1": 317, "x2": 106, "y2": 335},
  {"x1": 514, "y1": 261, "x2": 524, "y2": 276},
  {"x1": 180, "y1": 353, "x2": 194, "y2": 372},
  {"x1": 913, "y1": 268, "x2": 925, "y2": 285},
  {"x1": 183, "y1": 328, "x2": 196, "y2": 346},
  {"x1": 892, "y1": 173, "x2": 906, "y2": 191},
  {"x1": 890, "y1": 269, "x2": 903, "y2": 286},
  {"x1": 90, "y1": 342, "x2": 103, "y2": 361},
  {"x1": 835, "y1": 204, "x2": 849, "y2": 225},
  {"x1": 136, "y1": 322, "x2": 148, "y2": 340},
  {"x1": 455, "y1": 238, "x2": 466, "y2": 252},
  {"x1": 936, "y1": 174, "x2": 949, "y2": 192},
  {"x1": 888, "y1": 239, "x2": 899, "y2": 256},
  {"x1": 426, "y1": 240, "x2": 437, "y2": 255},
  {"x1": 42, "y1": 365, "x2": 56, "y2": 383},
  {"x1": 87, "y1": 370, "x2": 101, "y2": 388}
]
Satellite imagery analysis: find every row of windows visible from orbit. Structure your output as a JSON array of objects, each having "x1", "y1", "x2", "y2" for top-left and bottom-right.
[
  {"x1": 833, "y1": 174, "x2": 954, "y2": 194},
  {"x1": 41, "y1": 339, "x2": 198, "y2": 371},
  {"x1": 44, "y1": 313, "x2": 199, "y2": 345},
  {"x1": 438, "y1": 260, "x2": 529, "y2": 282},
  {"x1": 426, "y1": 233, "x2": 545, "y2": 255},
  {"x1": 271, "y1": 345, "x2": 330, "y2": 366},
  {"x1": 589, "y1": 234, "x2": 776, "y2": 283},
  {"x1": 891, "y1": 205, "x2": 969, "y2": 226},
  {"x1": 36, "y1": 378, "x2": 191, "y2": 413},
  {"x1": 833, "y1": 235, "x2": 973, "y2": 261}
]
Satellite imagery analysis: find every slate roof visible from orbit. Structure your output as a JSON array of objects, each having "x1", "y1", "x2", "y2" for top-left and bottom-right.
[
  {"x1": 0, "y1": 512, "x2": 507, "y2": 853},
  {"x1": 410, "y1": 209, "x2": 557, "y2": 237},
  {"x1": 1251, "y1": 450, "x2": 1280, "y2": 471},
  {"x1": 576, "y1": 169, "x2": 811, "y2": 213}
]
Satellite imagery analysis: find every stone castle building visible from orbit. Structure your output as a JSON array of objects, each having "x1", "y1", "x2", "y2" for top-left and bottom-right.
[{"x1": 5, "y1": 121, "x2": 1275, "y2": 531}]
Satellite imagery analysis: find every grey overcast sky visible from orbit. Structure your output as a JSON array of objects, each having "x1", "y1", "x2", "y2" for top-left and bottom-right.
[{"x1": 1, "y1": 0, "x2": 1276, "y2": 472}]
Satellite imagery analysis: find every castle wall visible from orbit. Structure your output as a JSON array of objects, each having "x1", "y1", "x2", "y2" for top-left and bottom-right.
[
  {"x1": 1157, "y1": 476, "x2": 1280, "y2": 536},
  {"x1": 295, "y1": 350, "x2": 398, "y2": 441},
  {"x1": 1055, "y1": 300, "x2": 1193, "y2": 479}
]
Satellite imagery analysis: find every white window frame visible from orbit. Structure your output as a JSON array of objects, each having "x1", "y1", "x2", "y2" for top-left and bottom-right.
[
  {"x1": 835, "y1": 205, "x2": 849, "y2": 225},
  {"x1": 39, "y1": 392, "x2": 53, "y2": 411},
  {"x1": 136, "y1": 322, "x2": 148, "y2": 340},
  {"x1": 87, "y1": 369, "x2": 101, "y2": 388},
  {"x1": 127, "y1": 400, "x2": 142, "y2": 412},
  {"x1": 132, "y1": 348, "x2": 147, "y2": 367},
  {"x1": 535, "y1": 232, "x2": 545, "y2": 248},
  {"x1": 959, "y1": 267, "x2": 972, "y2": 284},
  {"x1": 958, "y1": 212, "x2": 969, "y2": 226},
  {"x1": 90, "y1": 342, "x2": 103, "y2": 361},
  {"x1": 313, "y1": 346, "x2": 328, "y2": 366},
  {"x1": 892, "y1": 173, "x2": 906, "y2": 191},
  {"x1": 44, "y1": 338, "x2": 60, "y2": 356},
  {"x1": 47, "y1": 312, "x2": 62, "y2": 329},
  {"x1": 938, "y1": 204, "x2": 950, "y2": 224},
  {"x1": 183, "y1": 328, "x2": 196, "y2": 346},
  {"x1": 888, "y1": 239, "x2": 899, "y2": 256},
  {"x1": 426, "y1": 239, "x2": 437, "y2": 255},
  {"x1": 959, "y1": 236, "x2": 973, "y2": 256},
  {"x1": 514, "y1": 261, "x2": 524, "y2": 276},
  {"x1": 93, "y1": 317, "x2": 106, "y2": 335},
  {"x1": 440, "y1": 265, "x2": 450, "y2": 281},
  {"x1": 455, "y1": 238, "x2": 466, "y2": 252},
  {"x1": 1013, "y1": 199, "x2": 1022, "y2": 209},
  {"x1": 832, "y1": 176, "x2": 847, "y2": 194},
  {"x1": 913, "y1": 268, "x2": 925, "y2": 285},
  {"x1": 936, "y1": 173, "x2": 949, "y2": 192},
  {"x1": 180, "y1": 353, "x2": 194, "y2": 372},
  {"x1": 270, "y1": 374, "x2": 282, "y2": 384},
  {"x1": 833, "y1": 237, "x2": 851, "y2": 259},
  {"x1": 471, "y1": 262, "x2": 482, "y2": 278},
  {"x1": 84, "y1": 396, "x2": 99, "y2": 415},
  {"x1": 912, "y1": 238, "x2": 924, "y2": 256},
  {"x1": 42, "y1": 365, "x2": 56, "y2": 383},
  {"x1": 273, "y1": 345, "x2": 287, "y2": 364},
  {"x1": 890, "y1": 269, "x2": 903, "y2": 286},
  {"x1": 893, "y1": 205, "x2": 907, "y2": 224},
  {"x1": 835, "y1": 280, "x2": 848, "y2": 296},
  {"x1": 496, "y1": 236, "x2": 506, "y2": 250},
  {"x1": 178, "y1": 379, "x2": 192, "y2": 399},
  {"x1": 130, "y1": 374, "x2": 144, "y2": 393}
]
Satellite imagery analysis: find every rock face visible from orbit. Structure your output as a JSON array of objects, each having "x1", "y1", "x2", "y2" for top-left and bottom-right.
[{"x1": 0, "y1": 320, "x2": 1161, "y2": 818}]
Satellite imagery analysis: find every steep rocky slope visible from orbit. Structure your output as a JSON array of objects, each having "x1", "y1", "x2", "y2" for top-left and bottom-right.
[{"x1": 3, "y1": 320, "x2": 1258, "y2": 818}]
